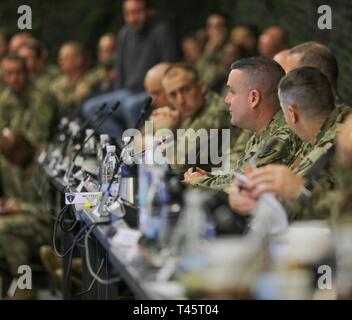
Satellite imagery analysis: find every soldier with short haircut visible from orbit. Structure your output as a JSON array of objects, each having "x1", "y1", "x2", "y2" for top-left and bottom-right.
[
  {"x1": 50, "y1": 41, "x2": 92, "y2": 118},
  {"x1": 235, "y1": 67, "x2": 350, "y2": 220},
  {"x1": 150, "y1": 62, "x2": 236, "y2": 175},
  {"x1": 185, "y1": 57, "x2": 301, "y2": 192},
  {"x1": 0, "y1": 54, "x2": 58, "y2": 299},
  {"x1": 18, "y1": 39, "x2": 60, "y2": 92}
]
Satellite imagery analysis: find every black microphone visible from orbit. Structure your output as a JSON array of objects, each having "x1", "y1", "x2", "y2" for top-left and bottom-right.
[
  {"x1": 76, "y1": 102, "x2": 108, "y2": 137},
  {"x1": 60, "y1": 102, "x2": 109, "y2": 158},
  {"x1": 134, "y1": 96, "x2": 153, "y2": 129},
  {"x1": 65, "y1": 102, "x2": 121, "y2": 184},
  {"x1": 121, "y1": 97, "x2": 153, "y2": 152}
]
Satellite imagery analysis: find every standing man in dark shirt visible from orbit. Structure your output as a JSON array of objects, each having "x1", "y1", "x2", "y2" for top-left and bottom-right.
[
  {"x1": 82, "y1": 0, "x2": 178, "y2": 141},
  {"x1": 117, "y1": 0, "x2": 177, "y2": 92}
]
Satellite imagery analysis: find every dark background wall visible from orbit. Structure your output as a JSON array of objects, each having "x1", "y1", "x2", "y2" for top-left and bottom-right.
[{"x1": 0, "y1": 0, "x2": 351, "y2": 102}]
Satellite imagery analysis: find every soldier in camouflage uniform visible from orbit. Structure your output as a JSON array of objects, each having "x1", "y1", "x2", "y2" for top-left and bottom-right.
[
  {"x1": 50, "y1": 41, "x2": 92, "y2": 118},
  {"x1": 149, "y1": 63, "x2": 237, "y2": 175},
  {"x1": 331, "y1": 114, "x2": 352, "y2": 224},
  {"x1": 86, "y1": 33, "x2": 117, "y2": 92},
  {"x1": 18, "y1": 39, "x2": 61, "y2": 93},
  {"x1": 0, "y1": 54, "x2": 58, "y2": 297},
  {"x1": 196, "y1": 14, "x2": 229, "y2": 92},
  {"x1": 235, "y1": 67, "x2": 350, "y2": 221},
  {"x1": 185, "y1": 57, "x2": 301, "y2": 193}
]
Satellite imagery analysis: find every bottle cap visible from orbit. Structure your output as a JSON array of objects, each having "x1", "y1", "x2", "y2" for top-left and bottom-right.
[
  {"x1": 86, "y1": 129, "x2": 94, "y2": 136},
  {"x1": 106, "y1": 145, "x2": 116, "y2": 153},
  {"x1": 100, "y1": 134, "x2": 110, "y2": 143}
]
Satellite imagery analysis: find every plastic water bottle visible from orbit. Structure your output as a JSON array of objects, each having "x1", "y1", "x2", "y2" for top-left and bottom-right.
[
  {"x1": 96, "y1": 134, "x2": 110, "y2": 179},
  {"x1": 101, "y1": 145, "x2": 119, "y2": 196}
]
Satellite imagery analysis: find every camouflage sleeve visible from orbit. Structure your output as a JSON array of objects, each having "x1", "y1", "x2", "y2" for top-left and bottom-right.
[
  {"x1": 284, "y1": 161, "x2": 337, "y2": 222},
  {"x1": 193, "y1": 130, "x2": 252, "y2": 191},
  {"x1": 331, "y1": 165, "x2": 352, "y2": 224},
  {"x1": 252, "y1": 134, "x2": 300, "y2": 168},
  {"x1": 31, "y1": 91, "x2": 60, "y2": 146},
  {"x1": 235, "y1": 136, "x2": 292, "y2": 171},
  {"x1": 283, "y1": 183, "x2": 335, "y2": 222},
  {"x1": 170, "y1": 94, "x2": 230, "y2": 174}
]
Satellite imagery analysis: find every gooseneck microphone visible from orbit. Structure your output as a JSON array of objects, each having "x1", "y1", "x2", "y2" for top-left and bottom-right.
[
  {"x1": 75, "y1": 102, "x2": 108, "y2": 138},
  {"x1": 134, "y1": 96, "x2": 153, "y2": 130},
  {"x1": 64, "y1": 102, "x2": 121, "y2": 184}
]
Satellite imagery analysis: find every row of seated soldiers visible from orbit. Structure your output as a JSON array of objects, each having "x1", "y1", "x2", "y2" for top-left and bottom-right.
[
  {"x1": 0, "y1": 17, "x2": 288, "y2": 121},
  {"x1": 0, "y1": 31, "x2": 118, "y2": 120},
  {"x1": 0, "y1": 29, "x2": 119, "y2": 299},
  {"x1": 0, "y1": 38, "x2": 351, "y2": 299}
]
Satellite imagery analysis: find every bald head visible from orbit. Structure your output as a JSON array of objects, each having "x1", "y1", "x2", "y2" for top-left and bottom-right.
[
  {"x1": 273, "y1": 49, "x2": 289, "y2": 69},
  {"x1": 9, "y1": 32, "x2": 34, "y2": 53},
  {"x1": 144, "y1": 63, "x2": 170, "y2": 108},
  {"x1": 258, "y1": 26, "x2": 289, "y2": 58},
  {"x1": 285, "y1": 42, "x2": 338, "y2": 96}
]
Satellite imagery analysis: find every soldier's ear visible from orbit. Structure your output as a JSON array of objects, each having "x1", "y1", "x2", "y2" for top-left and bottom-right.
[
  {"x1": 287, "y1": 105, "x2": 299, "y2": 123},
  {"x1": 248, "y1": 89, "x2": 261, "y2": 109}
]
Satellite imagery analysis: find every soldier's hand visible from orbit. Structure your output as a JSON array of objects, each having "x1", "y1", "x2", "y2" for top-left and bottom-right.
[
  {"x1": 228, "y1": 180, "x2": 257, "y2": 216},
  {"x1": 247, "y1": 165, "x2": 304, "y2": 201},
  {"x1": 183, "y1": 167, "x2": 208, "y2": 185},
  {"x1": 151, "y1": 106, "x2": 181, "y2": 131},
  {"x1": 337, "y1": 114, "x2": 352, "y2": 166}
]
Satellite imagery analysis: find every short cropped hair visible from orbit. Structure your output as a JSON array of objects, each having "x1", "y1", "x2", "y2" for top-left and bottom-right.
[
  {"x1": 61, "y1": 41, "x2": 86, "y2": 57},
  {"x1": 230, "y1": 56, "x2": 285, "y2": 96},
  {"x1": 278, "y1": 66, "x2": 334, "y2": 119},
  {"x1": 163, "y1": 62, "x2": 200, "y2": 83},
  {"x1": 288, "y1": 42, "x2": 338, "y2": 92}
]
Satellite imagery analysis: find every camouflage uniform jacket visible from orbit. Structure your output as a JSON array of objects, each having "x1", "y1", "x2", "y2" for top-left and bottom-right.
[
  {"x1": 0, "y1": 84, "x2": 58, "y2": 221},
  {"x1": 50, "y1": 73, "x2": 91, "y2": 117},
  {"x1": 332, "y1": 166, "x2": 352, "y2": 225},
  {"x1": 285, "y1": 105, "x2": 351, "y2": 221},
  {"x1": 169, "y1": 91, "x2": 232, "y2": 174},
  {"x1": 33, "y1": 64, "x2": 61, "y2": 92},
  {"x1": 195, "y1": 110, "x2": 301, "y2": 192}
]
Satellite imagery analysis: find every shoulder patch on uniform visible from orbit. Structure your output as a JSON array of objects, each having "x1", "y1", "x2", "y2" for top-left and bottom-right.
[{"x1": 256, "y1": 138, "x2": 286, "y2": 159}]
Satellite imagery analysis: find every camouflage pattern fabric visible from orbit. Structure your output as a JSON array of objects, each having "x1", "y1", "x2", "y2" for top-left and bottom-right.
[{"x1": 194, "y1": 110, "x2": 302, "y2": 192}]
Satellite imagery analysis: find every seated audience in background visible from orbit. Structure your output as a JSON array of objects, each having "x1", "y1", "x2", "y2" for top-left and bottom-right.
[
  {"x1": 230, "y1": 24, "x2": 259, "y2": 57},
  {"x1": 81, "y1": 0, "x2": 177, "y2": 142},
  {"x1": 8, "y1": 32, "x2": 34, "y2": 53},
  {"x1": 50, "y1": 41, "x2": 92, "y2": 118},
  {"x1": 258, "y1": 26, "x2": 289, "y2": 59},
  {"x1": 18, "y1": 39, "x2": 60, "y2": 92},
  {"x1": 0, "y1": 54, "x2": 59, "y2": 299}
]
